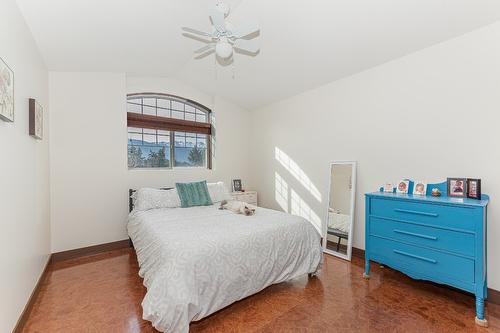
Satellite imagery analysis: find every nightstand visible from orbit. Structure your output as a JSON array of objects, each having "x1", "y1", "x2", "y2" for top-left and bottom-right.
[{"x1": 231, "y1": 191, "x2": 258, "y2": 206}]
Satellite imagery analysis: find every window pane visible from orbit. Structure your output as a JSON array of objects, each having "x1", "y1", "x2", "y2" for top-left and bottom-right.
[
  {"x1": 128, "y1": 128, "x2": 170, "y2": 168},
  {"x1": 197, "y1": 135, "x2": 207, "y2": 147},
  {"x1": 157, "y1": 98, "x2": 170, "y2": 109},
  {"x1": 158, "y1": 135, "x2": 170, "y2": 145},
  {"x1": 128, "y1": 127, "x2": 142, "y2": 133},
  {"x1": 128, "y1": 98, "x2": 142, "y2": 104},
  {"x1": 127, "y1": 102, "x2": 142, "y2": 114},
  {"x1": 143, "y1": 128, "x2": 156, "y2": 135},
  {"x1": 196, "y1": 113, "x2": 207, "y2": 122},
  {"x1": 143, "y1": 98, "x2": 156, "y2": 107},
  {"x1": 173, "y1": 132, "x2": 207, "y2": 167},
  {"x1": 174, "y1": 147, "x2": 206, "y2": 167},
  {"x1": 186, "y1": 136, "x2": 196, "y2": 147},
  {"x1": 185, "y1": 112, "x2": 195, "y2": 122},
  {"x1": 157, "y1": 108, "x2": 170, "y2": 118},
  {"x1": 143, "y1": 134, "x2": 156, "y2": 144},
  {"x1": 185, "y1": 104, "x2": 195, "y2": 113},
  {"x1": 172, "y1": 110, "x2": 184, "y2": 120},
  {"x1": 172, "y1": 101, "x2": 184, "y2": 111},
  {"x1": 175, "y1": 133, "x2": 185, "y2": 147},
  {"x1": 128, "y1": 144, "x2": 170, "y2": 168},
  {"x1": 143, "y1": 105, "x2": 156, "y2": 116},
  {"x1": 157, "y1": 129, "x2": 169, "y2": 135},
  {"x1": 128, "y1": 132, "x2": 142, "y2": 143}
]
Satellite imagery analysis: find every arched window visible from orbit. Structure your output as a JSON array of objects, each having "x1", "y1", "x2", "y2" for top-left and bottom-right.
[{"x1": 127, "y1": 93, "x2": 212, "y2": 169}]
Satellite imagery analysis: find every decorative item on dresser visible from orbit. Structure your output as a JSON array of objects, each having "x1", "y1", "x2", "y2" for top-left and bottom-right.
[
  {"x1": 231, "y1": 190, "x2": 257, "y2": 205},
  {"x1": 365, "y1": 180, "x2": 489, "y2": 326}
]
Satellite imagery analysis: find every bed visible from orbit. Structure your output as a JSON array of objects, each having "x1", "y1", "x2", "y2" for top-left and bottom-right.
[{"x1": 127, "y1": 189, "x2": 323, "y2": 333}]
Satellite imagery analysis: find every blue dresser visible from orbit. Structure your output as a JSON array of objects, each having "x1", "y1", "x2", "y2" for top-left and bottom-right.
[{"x1": 364, "y1": 183, "x2": 489, "y2": 326}]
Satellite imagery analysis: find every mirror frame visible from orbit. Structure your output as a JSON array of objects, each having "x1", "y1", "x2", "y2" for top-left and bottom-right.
[{"x1": 322, "y1": 161, "x2": 357, "y2": 261}]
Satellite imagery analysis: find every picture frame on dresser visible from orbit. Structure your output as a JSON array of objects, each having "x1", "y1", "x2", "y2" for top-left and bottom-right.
[
  {"x1": 447, "y1": 177, "x2": 466, "y2": 197},
  {"x1": 467, "y1": 179, "x2": 481, "y2": 200},
  {"x1": 364, "y1": 180, "x2": 489, "y2": 326}
]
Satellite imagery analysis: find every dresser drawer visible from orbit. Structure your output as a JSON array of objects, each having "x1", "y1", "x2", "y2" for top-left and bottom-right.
[
  {"x1": 369, "y1": 217, "x2": 474, "y2": 257},
  {"x1": 370, "y1": 236, "x2": 475, "y2": 284},
  {"x1": 370, "y1": 198, "x2": 481, "y2": 232}
]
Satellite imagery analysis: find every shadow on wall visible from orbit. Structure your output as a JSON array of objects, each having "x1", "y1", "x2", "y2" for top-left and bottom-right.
[{"x1": 274, "y1": 147, "x2": 322, "y2": 234}]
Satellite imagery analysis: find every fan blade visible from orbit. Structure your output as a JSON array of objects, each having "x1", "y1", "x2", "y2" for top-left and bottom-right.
[
  {"x1": 182, "y1": 27, "x2": 212, "y2": 37},
  {"x1": 231, "y1": 23, "x2": 260, "y2": 39},
  {"x1": 182, "y1": 33, "x2": 213, "y2": 44},
  {"x1": 210, "y1": 9, "x2": 226, "y2": 32},
  {"x1": 194, "y1": 44, "x2": 215, "y2": 54},
  {"x1": 233, "y1": 39, "x2": 260, "y2": 54},
  {"x1": 195, "y1": 49, "x2": 215, "y2": 60}
]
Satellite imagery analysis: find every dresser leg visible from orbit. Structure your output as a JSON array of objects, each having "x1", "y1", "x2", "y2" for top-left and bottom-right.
[
  {"x1": 363, "y1": 260, "x2": 370, "y2": 279},
  {"x1": 475, "y1": 297, "x2": 488, "y2": 327}
]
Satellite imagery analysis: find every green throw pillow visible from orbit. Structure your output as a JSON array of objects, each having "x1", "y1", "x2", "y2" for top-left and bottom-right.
[{"x1": 175, "y1": 181, "x2": 213, "y2": 208}]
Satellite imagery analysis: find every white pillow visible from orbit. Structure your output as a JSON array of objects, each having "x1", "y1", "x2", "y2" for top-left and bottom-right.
[
  {"x1": 133, "y1": 188, "x2": 181, "y2": 211},
  {"x1": 207, "y1": 182, "x2": 232, "y2": 203}
]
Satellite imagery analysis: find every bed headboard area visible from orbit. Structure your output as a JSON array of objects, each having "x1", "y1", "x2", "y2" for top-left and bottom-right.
[{"x1": 129, "y1": 188, "x2": 173, "y2": 212}]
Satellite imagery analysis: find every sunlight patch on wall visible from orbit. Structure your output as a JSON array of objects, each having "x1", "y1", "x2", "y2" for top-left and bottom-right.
[
  {"x1": 291, "y1": 189, "x2": 322, "y2": 233},
  {"x1": 275, "y1": 172, "x2": 289, "y2": 212},
  {"x1": 275, "y1": 147, "x2": 322, "y2": 202}
]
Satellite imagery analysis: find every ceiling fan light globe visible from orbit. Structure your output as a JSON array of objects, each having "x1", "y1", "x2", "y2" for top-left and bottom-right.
[{"x1": 216, "y1": 42, "x2": 233, "y2": 59}]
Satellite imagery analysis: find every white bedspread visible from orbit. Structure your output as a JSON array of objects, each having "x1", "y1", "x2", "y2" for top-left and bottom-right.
[
  {"x1": 328, "y1": 212, "x2": 351, "y2": 233},
  {"x1": 127, "y1": 205, "x2": 322, "y2": 333}
]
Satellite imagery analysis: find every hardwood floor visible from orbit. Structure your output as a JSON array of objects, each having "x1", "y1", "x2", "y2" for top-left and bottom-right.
[{"x1": 22, "y1": 248, "x2": 500, "y2": 333}]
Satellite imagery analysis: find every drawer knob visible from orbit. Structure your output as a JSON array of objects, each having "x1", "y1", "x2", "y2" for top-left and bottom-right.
[
  {"x1": 393, "y1": 249, "x2": 437, "y2": 264},
  {"x1": 393, "y1": 229, "x2": 438, "y2": 241},
  {"x1": 394, "y1": 208, "x2": 439, "y2": 217}
]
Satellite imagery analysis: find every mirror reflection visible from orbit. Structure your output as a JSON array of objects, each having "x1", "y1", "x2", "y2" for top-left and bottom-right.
[{"x1": 325, "y1": 162, "x2": 356, "y2": 260}]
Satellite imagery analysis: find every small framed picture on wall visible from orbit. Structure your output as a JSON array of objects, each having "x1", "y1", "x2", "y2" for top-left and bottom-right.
[
  {"x1": 466, "y1": 178, "x2": 481, "y2": 200},
  {"x1": 447, "y1": 178, "x2": 466, "y2": 198},
  {"x1": 232, "y1": 179, "x2": 242, "y2": 192}
]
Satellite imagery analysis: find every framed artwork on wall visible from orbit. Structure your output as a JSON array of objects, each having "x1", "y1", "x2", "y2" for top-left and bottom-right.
[
  {"x1": 0, "y1": 57, "x2": 14, "y2": 122},
  {"x1": 29, "y1": 98, "x2": 43, "y2": 140}
]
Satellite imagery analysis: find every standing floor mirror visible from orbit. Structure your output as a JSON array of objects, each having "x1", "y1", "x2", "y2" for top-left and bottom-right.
[{"x1": 323, "y1": 161, "x2": 357, "y2": 261}]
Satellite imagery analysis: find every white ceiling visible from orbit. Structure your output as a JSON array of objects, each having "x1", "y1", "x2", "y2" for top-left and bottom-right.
[{"x1": 16, "y1": 0, "x2": 500, "y2": 109}]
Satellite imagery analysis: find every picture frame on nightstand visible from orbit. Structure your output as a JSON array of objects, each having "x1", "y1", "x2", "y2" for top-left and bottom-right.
[{"x1": 232, "y1": 179, "x2": 242, "y2": 192}]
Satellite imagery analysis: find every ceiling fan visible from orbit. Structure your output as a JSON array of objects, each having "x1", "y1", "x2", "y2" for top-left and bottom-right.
[{"x1": 182, "y1": 1, "x2": 260, "y2": 60}]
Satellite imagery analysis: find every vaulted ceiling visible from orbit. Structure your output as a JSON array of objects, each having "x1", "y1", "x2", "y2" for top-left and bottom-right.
[{"x1": 16, "y1": 0, "x2": 500, "y2": 109}]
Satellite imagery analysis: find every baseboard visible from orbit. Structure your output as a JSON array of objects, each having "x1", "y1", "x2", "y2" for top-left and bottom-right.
[
  {"x1": 351, "y1": 246, "x2": 500, "y2": 306},
  {"x1": 352, "y1": 246, "x2": 365, "y2": 259},
  {"x1": 12, "y1": 254, "x2": 52, "y2": 333},
  {"x1": 51, "y1": 239, "x2": 131, "y2": 263}
]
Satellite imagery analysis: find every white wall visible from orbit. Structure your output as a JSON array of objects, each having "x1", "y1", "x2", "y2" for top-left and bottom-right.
[
  {"x1": 49, "y1": 74, "x2": 251, "y2": 252},
  {"x1": 0, "y1": 0, "x2": 50, "y2": 331},
  {"x1": 250, "y1": 22, "x2": 500, "y2": 290}
]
